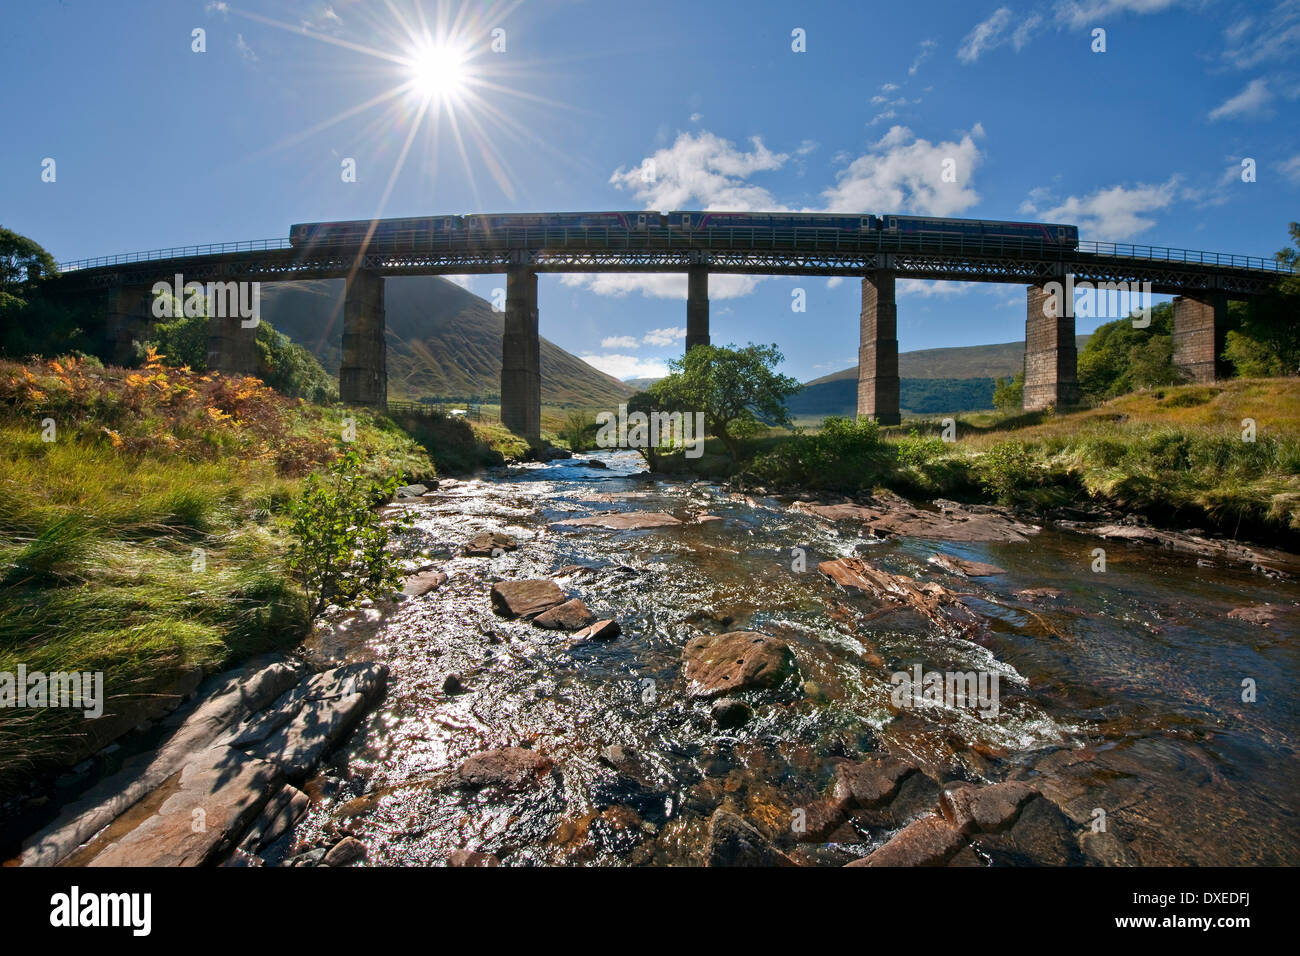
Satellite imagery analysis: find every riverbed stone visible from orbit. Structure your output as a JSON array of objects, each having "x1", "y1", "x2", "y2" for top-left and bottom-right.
[
  {"x1": 465, "y1": 531, "x2": 518, "y2": 556},
  {"x1": 456, "y1": 747, "x2": 553, "y2": 791},
  {"x1": 832, "y1": 756, "x2": 919, "y2": 810},
  {"x1": 707, "y1": 809, "x2": 796, "y2": 867},
  {"x1": 927, "y1": 553, "x2": 1006, "y2": 577},
  {"x1": 969, "y1": 794, "x2": 1084, "y2": 866},
  {"x1": 682, "y1": 631, "x2": 799, "y2": 700},
  {"x1": 245, "y1": 692, "x2": 371, "y2": 778},
  {"x1": 394, "y1": 483, "x2": 429, "y2": 498},
  {"x1": 489, "y1": 579, "x2": 567, "y2": 619},
  {"x1": 795, "y1": 497, "x2": 1038, "y2": 543},
  {"x1": 533, "y1": 597, "x2": 596, "y2": 631},
  {"x1": 846, "y1": 814, "x2": 966, "y2": 867},
  {"x1": 573, "y1": 619, "x2": 621, "y2": 641},
  {"x1": 448, "y1": 849, "x2": 501, "y2": 867},
  {"x1": 323, "y1": 836, "x2": 367, "y2": 867},
  {"x1": 1227, "y1": 604, "x2": 1297, "y2": 628},
  {"x1": 239, "y1": 783, "x2": 310, "y2": 853},
  {"x1": 402, "y1": 569, "x2": 448, "y2": 596},
  {"x1": 939, "y1": 780, "x2": 1037, "y2": 835}
]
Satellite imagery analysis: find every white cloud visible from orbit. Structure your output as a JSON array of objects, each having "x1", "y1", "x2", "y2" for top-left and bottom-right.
[
  {"x1": 204, "y1": 1, "x2": 229, "y2": 16},
  {"x1": 1208, "y1": 78, "x2": 1274, "y2": 120},
  {"x1": 609, "y1": 131, "x2": 789, "y2": 211},
  {"x1": 1054, "y1": 0, "x2": 1183, "y2": 30},
  {"x1": 301, "y1": 6, "x2": 344, "y2": 33},
  {"x1": 689, "y1": 112, "x2": 703, "y2": 123},
  {"x1": 1012, "y1": 13, "x2": 1043, "y2": 50},
  {"x1": 642, "y1": 326, "x2": 686, "y2": 346},
  {"x1": 897, "y1": 279, "x2": 982, "y2": 298},
  {"x1": 442, "y1": 274, "x2": 473, "y2": 291},
  {"x1": 579, "y1": 353, "x2": 672, "y2": 381},
  {"x1": 560, "y1": 271, "x2": 762, "y2": 300},
  {"x1": 601, "y1": 335, "x2": 640, "y2": 349},
  {"x1": 1279, "y1": 153, "x2": 1300, "y2": 185},
  {"x1": 909, "y1": 39, "x2": 938, "y2": 75},
  {"x1": 826, "y1": 277, "x2": 845, "y2": 289},
  {"x1": 236, "y1": 33, "x2": 258, "y2": 62},
  {"x1": 868, "y1": 110, "x2": 898, "y2": 126},
  {"x1": 820, "y1": 124, "x2": 985, "y2": 217},
  {"x1": 958, "y1": 7, "x2": 1013, "y2": 63},
  {"x1": 1022, "y1": 179, "x2": 1178, "y2": 240},
  {"x1": 1221, "y1": 2, "x2": 1300, "y2": 69}
]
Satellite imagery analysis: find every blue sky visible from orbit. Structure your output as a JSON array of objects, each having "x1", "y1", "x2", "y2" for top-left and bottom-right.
[{"x1": 3, "y1": 0, "x2": 1298, "y2": 381}]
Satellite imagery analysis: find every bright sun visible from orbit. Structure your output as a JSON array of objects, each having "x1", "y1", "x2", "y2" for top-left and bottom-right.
[{"x1": 406, "y1": 44, "x2": 467, "y2": 103}]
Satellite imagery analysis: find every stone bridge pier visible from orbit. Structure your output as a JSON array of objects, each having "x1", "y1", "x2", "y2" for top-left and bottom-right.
[
  {"x1": 687, "y1": 265, "x2": 710, "y2": 350},
  {"x1": 1023, "y1": 281, "x2": 1081, "y2": 411},
  {"x1": 1172, "y1": 292, "x2": 1228, "y2": 384},
  {"x1": 857, "y1": 267, "x2": 901, "y2": 426},
  {"x1": 501, "y1": 266, "x2": 541, "y2": 442},
  {"x1": 339, "y1": 270, "x2": 386, "y2": 407}
]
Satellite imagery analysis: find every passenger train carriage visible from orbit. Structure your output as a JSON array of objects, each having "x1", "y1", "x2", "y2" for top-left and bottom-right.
[{"x1": 289, "y1": 212, "x2": 1079, "y2": 248}]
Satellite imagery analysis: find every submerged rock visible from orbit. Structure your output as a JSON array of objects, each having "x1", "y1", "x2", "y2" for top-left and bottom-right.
[
  {"x1": 818, "y1": 557, "x2": 980, "y2": 632},
  {"x1": 323, "y1": 836, "x2": 366, "y2": 867},
  {"x1": 464, "y1": 531, "x2": 518, "y2": 557},
  {"x1": 927, "y1": 553, "x2": 1006, "y2": 577},
  {"x1": 707, "y1": 810, "x2": 796, "y2": 867},
  {"x1": 832, "y1": 756, "x2": 919, "y2": 810},
  {"x1": 456, "y1": 747, "x2": 553, "y2": 791},
  {"x1": 489, "y1": 579, "x2": 566, "y2": 619},
  {"x1": 681, "y1": 631, "x2": 798, "y2": 700},
  {"x1": 447, "y1": 849, "x2": 500, "y2": 867},
  {"x1": 1227, "y1": 604, "x2": 1298, "y2": 628},
  {"x1": 939, "y1": 780, "x2": 1037, "y2": 835},
  {"x1": 402, "y1": 569, "x2": 448, "y2": 596},
  {"x1": 847, "y1": 814, "x2": 966, "y2": 867},
  {"x1": 795, "y1": 496, "x2": 1039, "y2": 543}
]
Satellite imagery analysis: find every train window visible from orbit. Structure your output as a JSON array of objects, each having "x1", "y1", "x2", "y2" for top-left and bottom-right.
[
  {"x1": 1057, "y1": 227, "x2": 1066, "y2": 239},
  {"x1": 886, "y1": 217, "x2": 897, "y2": 230},
  {"x1": 636, "y1": 214, "x2": 647, "y2": 229},
  {"x1": 680, "y1": 214, "x2": 691, "y2": 228}
]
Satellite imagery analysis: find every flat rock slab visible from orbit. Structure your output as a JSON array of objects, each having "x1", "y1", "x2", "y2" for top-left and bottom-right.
[
  {"x1": 1015, "y1": 587, "x2": 1064, "y2": 602},
  {"x1": 928, "y1": 553, "x2": 1006, "y2": 577},
  {"x1": 552, "y1": 511, "x2": 683, "y2": 530},
  {"x1": 394, "y1": 484, "x2": 429, "y2": 498},
  {"x1": 832, "y1": 756, "x2": 919, "y2": 810},
  {"x1": 402, "y1": 570, "x2": 448, "y2": 596},
  {"x1": 533, "y1": 597, "x2": 596, "y2": 631},
  {"x1": 448, "y1": 850, "x2": 501, "y2": 867},
  {"x1": 939, "y1": 780, "x2": 1037, "y2": 835},
  {"x1": 1227, "y1": 604, "x2": 1298, "y2": 628},
  {"x1": 245, "y1": 692, "x2": 370, "y2": 778},
  {"x1": 819, "y1": 557, "x2": 980, "y2": 632},
  {"x1": 88, "y1": 747, "x2": 282, "y2": 867},
  {"x1": 848, "y1": 814, "x2": 966, "y2": 867},
  {"x1": 456, "y1": 747, "x2": 553, "y2": 791},
  {"x1": 708, "y1": 810, "x2": 796, "y2": 867},
  {"x1": 464, "y1": 531, "x2": 518, "y2": 556},
  {"x1": 1086, "y1": 524, "x2": 1298, "y2": 577},
  {"x1": 682, "y1": 631, "x2": 798, "y2": 700},
  {"x1": 794, "y1": 498, "x2": 1038, "y2": 543},
  {"x1": 490, "y1": 579, "x2": 567, "y2": 619}
]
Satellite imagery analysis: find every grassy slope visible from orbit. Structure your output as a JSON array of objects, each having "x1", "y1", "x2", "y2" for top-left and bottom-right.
[{"x1": 0, "y1": 356, "x2": 435, "y2": 790}]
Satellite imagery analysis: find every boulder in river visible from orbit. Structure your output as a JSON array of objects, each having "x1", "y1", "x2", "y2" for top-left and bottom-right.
[
  {"x1": 402, "y1": 569, "x2": 447, "y2": 596},
  {"x1": 794, "y1": 495, "x2": 1039, "y2": 543},
  {"x1": 533, "y1": 597, "x2": 597, "y2": 631},
  {"x1": 489, "y1": 579, "x2": 566, "y2": 619},
  {"x1": 682, "y1": 631, "x2": 799, "y2": 700},
  {"x1": 456, "y1": 747, "x2": 554, "y2": 791},
  {"x1": 927, "y1": 553, "x2": 1006, "y2": 577},
  {"x1": 464, "y1": 531, "x2": 518, "y2": 557},
  {"x1": 447, "y1": 849, "x2": 501, "y2": 867},
  {"x1": 1227, "y1": 604, "x2": 1297, "y2": 628},
  {"x1": 818, "y1": 557, "x2": 980, "y2": 632},
  {"x1": 322, "y1": 836, "x2": 367, "y2": 867},
  {"x1": 832, "y1": 756, "x2": 919, "y2": 810},
  {"x1": 394, "y1": 483, "x2": 429, "y2": 498},
  {"x1": 573, "y1": 618, "x2": 621, "y2": 641},
  {"x1": 845, "y1": 814, "x2": 966, "y2": 867},
  {"x1": 939, "y1": 780, "x2": 1037, "y2": 835}
]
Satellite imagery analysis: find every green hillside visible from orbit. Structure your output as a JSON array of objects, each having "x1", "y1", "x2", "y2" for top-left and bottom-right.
[
  {"x1": 260, "y1": 277, "x2": 633, "y2": 408},
  {"x1": 791, "y1": 335, "x2": 1093, "y2": 418}
]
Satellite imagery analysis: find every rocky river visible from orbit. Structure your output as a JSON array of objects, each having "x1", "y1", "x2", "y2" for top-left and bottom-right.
[{"x1": 17, "y1": 448, "x2": 1300, "y2": 867}]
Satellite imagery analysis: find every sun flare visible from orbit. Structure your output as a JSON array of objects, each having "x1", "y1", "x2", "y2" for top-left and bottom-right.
[{"x1": 405, "y1": 43, "x2": 468, "y2": 104}]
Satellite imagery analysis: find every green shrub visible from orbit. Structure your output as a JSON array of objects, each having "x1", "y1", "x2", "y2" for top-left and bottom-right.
[
  {"x1": 894, "y1": 428, "x2": 948, "y2": 468},
  {"x1": 977, "y1": 440, "x2": 1036, "y2": 504},
  {"x1": 286, "y1": 450, "x2": 409, "y2": 614},
  {"x1": 751, "y1": 416, "x2": 890, "y2": 492}
]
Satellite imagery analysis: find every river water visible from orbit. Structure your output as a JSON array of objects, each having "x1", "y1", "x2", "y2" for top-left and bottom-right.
[{"x1": 288, "y1": 450, "x2": 1300, "y2": 866}]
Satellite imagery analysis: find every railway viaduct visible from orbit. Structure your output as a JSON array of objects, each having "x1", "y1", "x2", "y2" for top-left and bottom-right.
[{"x1": 48, "y1": 219, "x2": 1291, "y2": 442}]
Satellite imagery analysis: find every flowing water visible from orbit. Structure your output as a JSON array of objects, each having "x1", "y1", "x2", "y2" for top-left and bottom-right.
[{"x1": 286, "y1": 450, "x2": 1300, "y2": 866}]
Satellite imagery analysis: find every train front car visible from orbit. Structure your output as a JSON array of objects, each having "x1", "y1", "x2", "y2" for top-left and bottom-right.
[{"x1": 288, "y1": 216, "x2": 461, "y2": 248}]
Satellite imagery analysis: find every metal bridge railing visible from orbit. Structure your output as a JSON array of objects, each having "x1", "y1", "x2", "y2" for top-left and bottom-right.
[
  {"x1": 57, "y1": 229, "x2": 1294, "y2": 276},
  {"x1": 58, "y1": 238, "x2": 292, "y2": 273}
]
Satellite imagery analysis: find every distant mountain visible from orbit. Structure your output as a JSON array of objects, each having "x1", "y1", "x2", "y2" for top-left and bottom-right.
[
  {"x1": 622, "y1": 377, "x2": 662, "y2": 393},
  {"x1": 259, "y1": 277, "x2": 633, "y2": 408},
  {"x1": 791, "y1": 336, "x2": 1092, "y2": 418}
]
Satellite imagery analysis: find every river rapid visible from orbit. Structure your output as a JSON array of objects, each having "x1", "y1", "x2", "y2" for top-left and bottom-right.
[{"x1": 284, "y1": 449, "x2": 1300, "y2": 866}]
